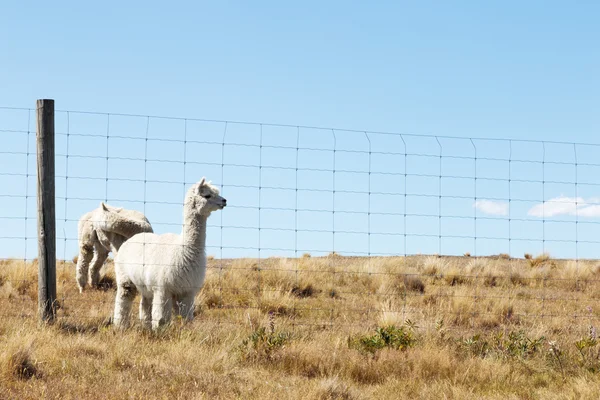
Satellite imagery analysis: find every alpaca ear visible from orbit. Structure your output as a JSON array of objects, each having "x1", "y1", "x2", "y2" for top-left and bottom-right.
[
  {"x1": 100, "y1": 202, "x2": 109, "y2": 212},
  {"x1": 196, "y1": 178, "x2": 206, "y2": 194}
]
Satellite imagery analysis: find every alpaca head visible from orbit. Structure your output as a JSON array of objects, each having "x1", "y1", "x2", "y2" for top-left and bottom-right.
[
  {"x1": 186, "y1": 177, "x2": 227, "y2": 217},
  {"x1": 97, "y1": 202, "x2": 122, "y2": 230},
  {"x1": 100, "y1": 202, "x2": 123, "y2": 214}
]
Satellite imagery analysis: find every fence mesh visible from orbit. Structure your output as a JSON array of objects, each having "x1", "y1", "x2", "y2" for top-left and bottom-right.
[{"x1": 1, "y1": 105, "x2": 600, "y2": 334}]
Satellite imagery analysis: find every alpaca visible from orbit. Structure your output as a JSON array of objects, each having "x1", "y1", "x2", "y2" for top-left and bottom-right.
[
  {"x1": 76, "y1": 203, "x2": 153, "y2": 292},
  {"x1": 112, "y1": 178, "x2": 226, "y2": 330}
]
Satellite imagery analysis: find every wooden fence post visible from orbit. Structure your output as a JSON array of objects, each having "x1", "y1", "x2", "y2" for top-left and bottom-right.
[{"x1": 36, "y1": 99, "x2": 56, "y2": 322}]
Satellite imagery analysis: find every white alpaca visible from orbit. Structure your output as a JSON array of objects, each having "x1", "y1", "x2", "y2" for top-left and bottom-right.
[
  {"x1": 76, "y1": 203, "x2": 153, "y2": 292},
  {"x1": 112, "y1": 178, "x2": 226, "y2": 330}
]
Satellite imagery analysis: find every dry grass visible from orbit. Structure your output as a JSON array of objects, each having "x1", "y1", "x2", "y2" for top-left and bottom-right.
[
  {"x1": 2, "y1": 254, "x2": 600, "y2": 398},
  {"x1": 1, "y1": 344, "x2": 39, "y2": 381},
  {"x1": 528, "y1": 253, "x2": 552, "y2": 267}
]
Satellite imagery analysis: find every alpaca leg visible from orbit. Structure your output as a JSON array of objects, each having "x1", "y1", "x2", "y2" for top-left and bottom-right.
[
  {"x1": 174, "y1": 293, "x2": 196, "y2": 322},
  {"x1": 76, "y1": 244, "x2": 93, "y2": 293},
  {"x1": 113, "y1": 282, "x2": 137, "y2": 329},
  {"x1": 89, "y1": 243, "x2": 109, "y2": 289},
  {"x1": 139, "y1": 295, "x2": 152, "y2": 329},
  {"x1": 151, "y1": 290, "x2": 172, "y2": 330}
]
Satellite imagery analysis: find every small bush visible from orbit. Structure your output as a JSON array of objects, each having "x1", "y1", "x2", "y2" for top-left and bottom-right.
[
  {"x1": 502, "y1": 330, "x2": 545, "y2": 358},
  {"x1": 575, "y1": 335, "x2": 600, "y2": 372},
  {"x1": 240, "y1": 326, "x2": 290, "y2": 361},
  {"x1": 464, "y1": 252, "x2": 471, "y2": 257},
  {"x1": 524, "y1": 253, "x2": 533, "y2": 260},
  {"x1": 349, "y1": 324, "x2": 417, "y2": 354},
  {"x1": 302, "y1": 253, "x2": 311, "y2": 258},
  {"x1": 460, "y1": 334, "x2": 490, "y2": 357},
  {"x1": 460, "y1": 330, "x2": 545, "y2": 360},
  {"x1": 497, "y1": 253, "x2": 510, "y2": 260}
]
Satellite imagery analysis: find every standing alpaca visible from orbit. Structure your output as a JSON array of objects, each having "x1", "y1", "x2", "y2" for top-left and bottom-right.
[
  {"x1": 112, "y1": 178, "x2": 226, "y2": 330},
  {"x1": 76, "y1": 203, "x2": 153, "y2": 292}
]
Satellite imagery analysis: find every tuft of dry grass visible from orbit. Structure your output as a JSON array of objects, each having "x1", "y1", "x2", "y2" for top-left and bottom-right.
[
  {"x1": 6, "y1": 350, "x2": 38, "y2": 380},
  {"x1": 291, "y1": 283, "x2": 317, "y2": 298},
  {"x1": 1, "y1": 342, "x2": 39, "y2": 382},
  {"x1": 443, "y1": 264, "x2": 468, "y2": 286},
  {"x1": 483, "y1": 272, "x2": 497, "y2": 287},
  {"x1": 404, "y1": 275, "x2": 425, "y2": 293},
  {"x1": 421, "y1": 255, "x2": 446, "y2": 276},
  {"x1": 528, "y1": 253, "x2": 551, "y2": 267},
  {"x1": 314, "y1": 377, "x2": 359, "y2": 400}
]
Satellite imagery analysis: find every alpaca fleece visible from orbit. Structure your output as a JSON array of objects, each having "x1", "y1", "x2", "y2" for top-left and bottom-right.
[
  {"x1": 112, "y1": 178, "x2": 226, "y2": 330},
  {"x1": 76, "y1": 203, "x2": 153, "y2": 292}
]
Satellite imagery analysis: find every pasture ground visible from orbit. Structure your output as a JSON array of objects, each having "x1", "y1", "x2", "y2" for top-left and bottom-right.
[{"x1": 2, "y1": 254, "x2": 600, "y2": 399}]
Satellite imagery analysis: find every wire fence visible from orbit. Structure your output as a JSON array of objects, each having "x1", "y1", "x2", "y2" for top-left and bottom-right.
[{"x1": 1, "y1": 103, "x2": 600, "y2": 334}]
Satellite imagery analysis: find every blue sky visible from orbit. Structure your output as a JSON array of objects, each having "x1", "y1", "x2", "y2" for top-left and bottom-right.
[{"x1": 1, "y1": 1, "x2": 599, "y2": 260}]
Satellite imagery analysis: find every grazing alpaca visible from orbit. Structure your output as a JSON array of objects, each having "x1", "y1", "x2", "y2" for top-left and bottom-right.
[
  {"x1": 76, "y1": 203, "x2": 153, "y2": 292},
  {"x1": 112, "y1": 178, "x2": 226, "y2": 330}
]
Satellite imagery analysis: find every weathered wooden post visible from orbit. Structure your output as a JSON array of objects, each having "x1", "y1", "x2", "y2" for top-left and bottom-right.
[{"x1": 36, "y1": 99, "x2": 56, "y2": 322}]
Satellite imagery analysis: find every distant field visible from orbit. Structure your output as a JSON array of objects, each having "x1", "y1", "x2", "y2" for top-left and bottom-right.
[{"x1": 2, "y1": 254, "x2": 600, "y2": 399}]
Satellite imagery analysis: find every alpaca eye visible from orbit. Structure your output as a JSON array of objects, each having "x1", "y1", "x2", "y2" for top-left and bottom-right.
[{"x1": 204, "y1": 194, "x2": 212, "y2": 199}]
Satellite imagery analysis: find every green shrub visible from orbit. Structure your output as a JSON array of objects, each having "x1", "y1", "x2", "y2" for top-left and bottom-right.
[
  {"x1": 575, "y1": 335, "x2": 600, "y2": 372},
  {"x1": 349, "y1": 324, "x2": 417, "y2": 354},
  {"x1": 240, "y1": 326, "x2": 290, "y2": 360},
  {"x1": 460, "y1": 330, "x2": 545, "y2": 359}
]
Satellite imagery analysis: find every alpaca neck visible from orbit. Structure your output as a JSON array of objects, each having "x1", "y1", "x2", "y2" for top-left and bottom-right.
[{"x1": 181, "y1": 212, "x2": 207, "y2": 263}]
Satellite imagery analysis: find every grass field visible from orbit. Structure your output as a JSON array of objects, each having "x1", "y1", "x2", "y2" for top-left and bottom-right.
[{"x1": 2, "y1": 253, "x2": 600, "y2": 399}]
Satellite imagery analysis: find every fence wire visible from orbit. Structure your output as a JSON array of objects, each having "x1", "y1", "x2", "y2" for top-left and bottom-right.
[{"x1": 1, "y1": 105, "x2": 600, "y2": 334}]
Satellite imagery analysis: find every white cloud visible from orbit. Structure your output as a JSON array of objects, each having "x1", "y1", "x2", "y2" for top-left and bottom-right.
[
  {"x1": 473, "y1": 200, "x2": 508, "y2": 216},
  {"x1": 578, "y1": 205, "x2": 600, "y2": 217},
  {"x1": 527, "y1": 196, "x2": 600, "y2": 218},
  {"x1": 528, "y1": 196, "x2": 580, "y2": 217}
]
